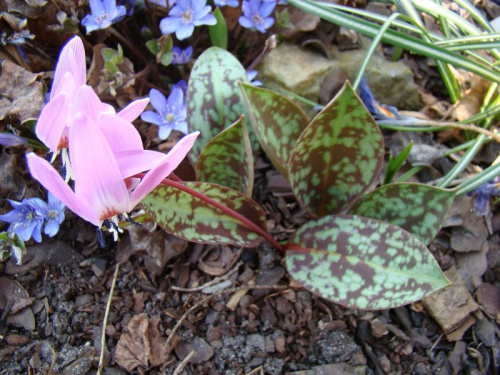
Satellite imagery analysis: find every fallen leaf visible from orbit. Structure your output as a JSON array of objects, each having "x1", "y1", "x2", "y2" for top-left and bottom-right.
[
  {"x1": 0, "y1": 60, "x2": 44, "y2": 123},
  {"x1": 115, "y1": 314, "x2": 166, "y2": 372},
  {"x1": 0, "y1": 277, "x2": 35, "y2": 331},
  {"x1": 474, "y1": 283, "x2": 500, "y2": 320},
  {"x1": 421, "y1": 267, "x2": 480, "y2": 341}
]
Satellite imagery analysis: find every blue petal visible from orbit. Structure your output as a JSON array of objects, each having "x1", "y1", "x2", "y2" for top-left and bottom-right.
[
  {"x1": 261, "y1": 16, "x2": 274, "y2": 29},
  {"x1": 173, "y1": 120, "x2": 188, "y2": 134},
  {"x1": 160, "y1": 17, "x2": 183, "y2": 34},
  {"x1": 141, "y1": 111, "x2": 164, "y2": 126},
  {"x1": 89, "y1": 0, "x2": 105, "y2": 15},
  {"x1": 259, "y1": 0, "x2": 276, "y2": 17},
  {"x1": 158, "y1": 125, "x2": 173, "y2": 140},
  {"x1": 149, "y1": 89, "x2": 168, "y2": 111},
  {"x1": 44, "y1": 220, "x2": 61, "y2": 237},
  {"x1": 111, "y1": 5, "x2": 127, "y2": 22},
  {"x1": 239, "y1": 16, "x2": 254, "y2": 29},
  {"x1": 194, "y1": 13, "x2": 217, "y2": 26},
  {"x1": 102, "y1": 0, "x2": 117, "y2": 13},
  {"x1": 176, "y1": 0, "x2": 190, "y2": 11},
  {"x1": 167, "y1": 87, "x2": 184, "y2": 109},
  {"x1": 169, "y1": 4, "x2": 183, "y2": 16},
  {"x1": 176, "y1": 24, "x2": 195, "y2": 40}
]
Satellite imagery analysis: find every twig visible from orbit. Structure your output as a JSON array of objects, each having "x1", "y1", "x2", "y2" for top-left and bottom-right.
[
  {"x1": 171, "y1": 260, "x2": 243, "y2": 292},
  {"x1": 97, "y1": 263, "x2": 120, "y2": 375},
  {"x1": 245, "y1": 365, "x2": 264, "y2": 375},
  {"x1": 172, "y1": 350, "x2": 195, "y2": 375}
]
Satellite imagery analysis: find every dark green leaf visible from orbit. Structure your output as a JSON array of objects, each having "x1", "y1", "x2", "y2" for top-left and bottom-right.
[
  {"x1": 186, "y1": 47, "x2": 252, "y2": 159},
  {"x1": 196, "y1": 116, "x2": 254, "y2": 196},
  {"x1": 349, "y1": 183, "x2": 456, "y2": 244},
  {"x1": 240, "y1": 82, "x2": 309, "y2": 177},
  {"x1": 141, "y1": 182, "x2": 266, "y2": 247},
  {"x1": 209, "y1": 7, "x2": 228, "y2": 50},
  {"x1": 285, "y1": 214, "x2": 450, "y2": 310},
  {"x1": 146, "y1": 39, "x2": 159, "y2": 54},
  {"x1": 383, "y1": 141, "x2": 413, "y2": 185},
  {"x1": 288, "y1": 81, "x2": 384, "y2": 217}
]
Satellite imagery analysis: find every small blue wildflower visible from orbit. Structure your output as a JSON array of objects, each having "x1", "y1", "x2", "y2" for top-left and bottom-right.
[
  {"x1": 0, "y1": 133, "x2": 26, "y2": 147},
  {"x1": 213, "y1": 0, "x2": 239, "y2": 7},
  {"x1": 247, "y1": 70, "x2": 263, "y2": 87},
  {"x1": 173, "y1": 79, "x2": 188, "y2": 97},
  {"x1": 39, "y1": 193, "x2": 66, "y2": 237},
  {"x1": 81, "y1": 0, "x2": 127, "y2": 33},
  {"x1": 359, "y1": 76, "x2": 400, "y2": 119},
  {"x1": 0, "y1": 199, "x2": 45, "y2": 242},
  {"x1": 239, "y1": 0, "x2": 275, "y2": 33},
  {"x1": 159, "y1": 0, "x2": 217, "y2": 40},
  {"x1": 141, "y1": 87, "x2": 188, "y2": 140},
  {"x1": 172, "y1": 45, "x2": 193, "y2": 64},
  {"x1": 469, "y1": 180, "x2": 500, "y2": 216},
  {"x1": 0, "y1": 30, "x2": 35, "y2": 46}
]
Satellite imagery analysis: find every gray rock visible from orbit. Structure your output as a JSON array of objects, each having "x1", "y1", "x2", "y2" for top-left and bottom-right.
[{"x1": 258, "y1": 38, "x2": 420, "y2": 112}]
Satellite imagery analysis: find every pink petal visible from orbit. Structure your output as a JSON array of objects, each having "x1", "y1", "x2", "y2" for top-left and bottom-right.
[
  {"x1": 130, "y1": 131, "x2": 199, "y2": 206},
  {"x1": 51, "y1": 36, "x2": 86, "y2": 100},
  {"x1": 114, "y1": 150, "x2": 166, "y2": 178},
  {"x1": 36, "y1": 94, "x2": 71, "y2": 152},
  {"x1": 97, "y1": 113, "x2": 144, "y2": 153},
  {"x1": 69, "y1": 112, "x2": 131, "y2": 222},
  {"x1": 117, "y1": 98, "x2": 149, "y2": 122},
  {"x1": 74, "y1": 85, "x2": 115, "y2": 122},
  {"x1": 26, "y1": 153, "x2": 101, "y2": 226}
]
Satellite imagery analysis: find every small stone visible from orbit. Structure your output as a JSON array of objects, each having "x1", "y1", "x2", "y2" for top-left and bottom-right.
[
  {"x1": 474, "y1": 318, "x2": 498, "y2": 347},
  {"x1": 175, "y1": 336, "x2": 214, "y2": 364},
  {"x1": 5, "y1": 334, "x2": 30, "y2": 346}
]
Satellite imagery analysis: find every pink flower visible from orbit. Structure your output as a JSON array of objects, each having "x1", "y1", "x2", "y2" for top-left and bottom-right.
[
  {"x1": 27, "y1": 110, "x2": 199, "y2": 230},
  {"x1": 35, "y1": 35, "x2": 149, "y2": 154}
]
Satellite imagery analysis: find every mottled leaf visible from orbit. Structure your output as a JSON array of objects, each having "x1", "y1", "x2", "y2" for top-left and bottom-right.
[
  {"x1": 288, "y1": 81, "x2": 384, "y2": 217},
  {"x1": 141, "y1": 182, "x2": 266, "y2": 247},
  {"x1": 240, "y1": 82, "x2": 309, "y2": 177},
  {"x1": 349, "y1": 183, "x2": 456, "y2": 245},
  {"x1": 285, "y1": 214, "x2": 450, "y2": 310},
  {"x1": 196, "y1": 116, "x2": 254, "y2": 196},
  {"x1": 186, "y1": 47, "x2": 251, "y2": 159}
]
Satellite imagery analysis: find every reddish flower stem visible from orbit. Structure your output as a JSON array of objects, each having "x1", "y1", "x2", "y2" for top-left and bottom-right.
[{"x1": 135, "y1": 173, "x2": 284, "y2": 253}]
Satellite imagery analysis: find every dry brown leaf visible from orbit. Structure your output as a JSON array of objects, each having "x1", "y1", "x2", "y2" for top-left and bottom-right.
[
  {"x1": 115, "y1": 314, "x2": 166, "y2": 372},
  {"x1": 453, "y1": 75, "x2": 491, "y2": 122},
  {"x1": 0, "y1": 277, "x2": 35, "y2": 331},
  {"x1": 0, "y1": 60, "x2": 44, "y2": 124}
]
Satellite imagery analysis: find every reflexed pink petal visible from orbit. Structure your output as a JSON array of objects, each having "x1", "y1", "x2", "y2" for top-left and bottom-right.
[
  {"x1": 114, "y1": 150, "x2": 166, "y2": 178},
  {"x1": 51, "y1": 36, "x2": 86, "y2": 100},
  {"x1": 117, "y1": 98, "x2": 149, "y2": 122},
  {"x1": 26, "y1": 153, "x2": 101, "y2": 226},
  {"x1": 69, "y1": 112, "x2": 131, "y2": 222},
  {"x1": 130, "y1": 131, "x2": 199, "y2": 205},
  {"x1": 97, "y1": 113, "x2": 144, "y2": 153},
  {"x1": 36, "y1": 94, "x2": 70, "y2": 152}
]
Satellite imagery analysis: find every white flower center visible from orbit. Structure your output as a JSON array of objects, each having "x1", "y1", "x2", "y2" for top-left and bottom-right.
[{"x1": 180, "y1": 8, "x2": 193, "y2": 24}]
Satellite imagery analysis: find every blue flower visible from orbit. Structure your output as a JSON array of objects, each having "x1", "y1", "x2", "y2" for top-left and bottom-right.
[
  {"x1": 247, "y1": 70, "x2": 263, "y2": 86},
  {"x1": 0, "y1": 199, "x2": 45, "y2": 242},
  {"x1": 159, "y1": 0, "x2": 217, "y2": 40},
  {"x1": 239, "y1": 0, "x2": 275, "y2": 33},
  {"x1": 0, "y1": 133, "x2": 26, "y2": 147},
  {"x1": 39, "y1": 193, "x2": 66, "y2": 237},
  {"x1": 140, "y1": 87, "x2": 188, "y2": 140},
  {"x1": 173, "y1": 79, "x2": 188, "y2": 97},
  {"x1": 470, "y1": 180, "x2": 500, "y2": 216},
  {"x1": 172, "y1": 45, "x2": 193, "y2": 64},
  {"x1": 359, "y1": 77, "x2": 400, "y2": 119},
  {"x1": 213, "y1": 0, "x2": 239, "y2": 7},
  {"x1": 81, "y1": 0, "x2": 127, "y2": 33}
]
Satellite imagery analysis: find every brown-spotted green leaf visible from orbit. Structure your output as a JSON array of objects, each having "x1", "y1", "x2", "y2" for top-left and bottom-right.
[
  {"x1": 196, "y1": 115, "x2": 254, "y2": 196},
  {"x1": 349, "y1": 183, "x2": 456, "y2": 245},
  {"x1": 288, "y1": 81, "x2": 384, "y2": 217},
  {"x1": 141, "y1": 182, "x2": 266, "y2": 247},
  {"x1": 239, "y1": 82, "x2": 309, "y2": 177},
  {"x1": 285, "y1": 214, "x2": 450, "y2": 310},
  {"x1": 186, "y1": 47, "x2": 251, "y2": 159}
]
